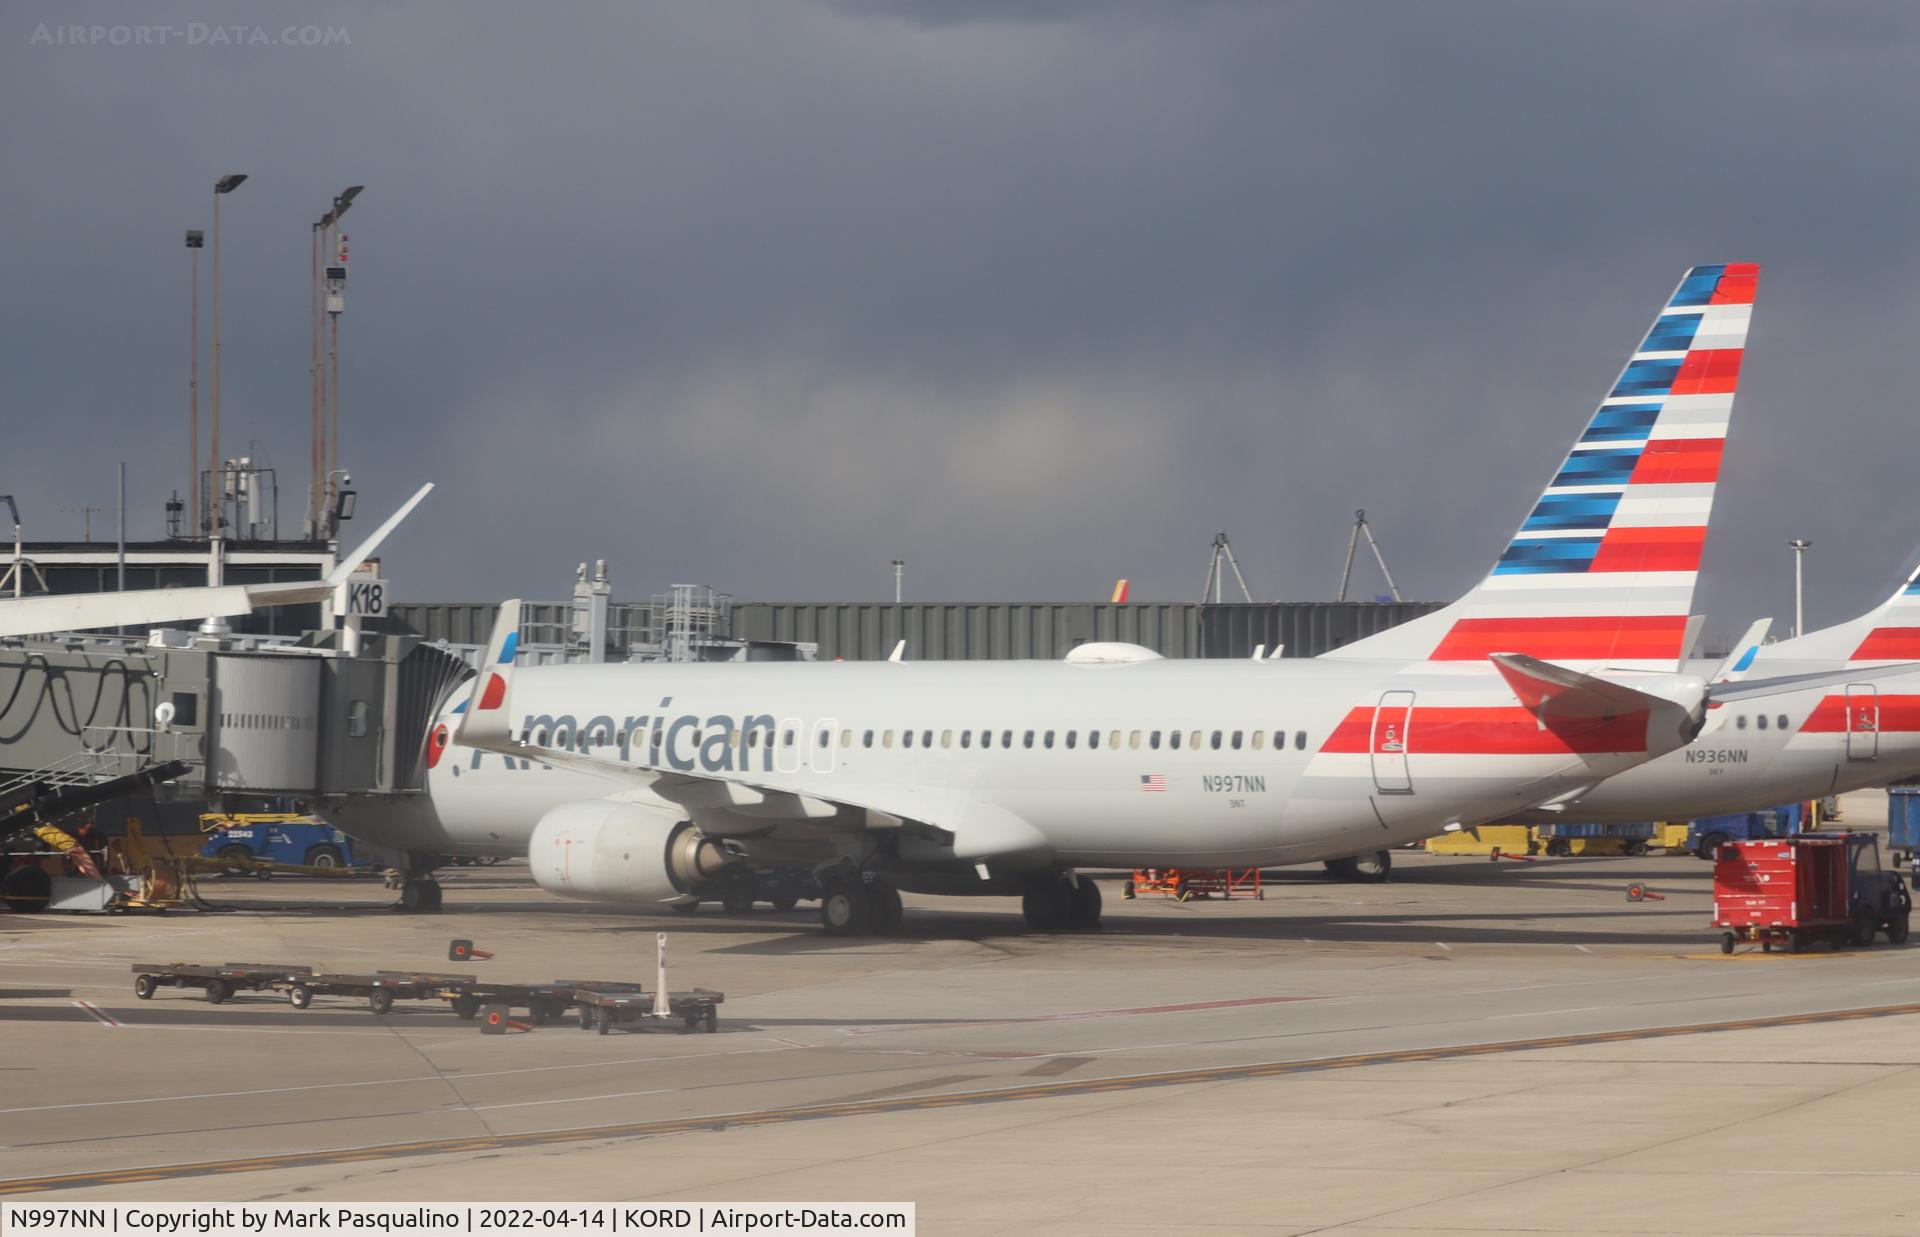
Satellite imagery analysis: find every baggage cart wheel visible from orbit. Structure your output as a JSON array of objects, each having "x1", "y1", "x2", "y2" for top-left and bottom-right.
[
  {"x1": 704, "y1": 1005, "x2": 718, "y2": 1034},
  {"x1": 133, "y1": 973, "x2": 157, "y2": 1000},
  {"x1": 1782, "y1": 933, "x2": 1800, "y2": 954},
  {"x1": 1122, "y1": 880, "x2": 1136, "y2": 900},
  {"x1": 1889, "y1": 910, "x2": 1912, "y2": 946},
  {"x1": 721, "y1": 874, "x2": 755, "y2": 915},
  {"x1": 1762, "y1": 939, "x2": 1772, "y2": 953},
  {"x1": 682, "y1": 1015, "x2": 699, "y2": 1033},
  {"x1": 289, "y1": 984, "x2": 314, "y2": 1009},
  {"x1": 369, "y1": 988, "x2": 394, "y2": 1015},
  {"x1": 1719, "y1": 932, "x2": 1735, "y2": 956},
  {"x1": 578, "y1": 1004, "x2": 596, "y2": 1031},
  {"x1": 596, "y1": 1007, "x2": 612, "y2": 1035},
  {"x1": 450, "y1": 995, "x2": 479, "y2": 1020},
  {"x1": 205, "y1": 979, "x2": 231, "y2": 1004}
]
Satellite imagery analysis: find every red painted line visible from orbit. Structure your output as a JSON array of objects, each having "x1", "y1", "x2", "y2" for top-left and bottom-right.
[
  {"x1": 74, "y1": 1000, "x2": 120, "y2": 1028},
  {"x1": 844, "y1": 994, "x2": 1321, "y2": 1036}
]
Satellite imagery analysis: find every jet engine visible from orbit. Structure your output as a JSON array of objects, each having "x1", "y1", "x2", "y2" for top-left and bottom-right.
[{"x1": 528, "y1": 799, "x2": 734, "y2": 904}]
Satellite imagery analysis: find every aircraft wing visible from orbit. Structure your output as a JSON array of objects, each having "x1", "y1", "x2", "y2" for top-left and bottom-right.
[
  {"x1": 452, "y1": 599, "x2": 1047, "y2": 863},
  {"x1": 0, "y1": 483, "x2": 433, "y2": 638}
]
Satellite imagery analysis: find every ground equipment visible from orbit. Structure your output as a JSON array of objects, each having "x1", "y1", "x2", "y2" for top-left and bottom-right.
[
  {"x1": 1124, "y1": 868, "x2": 1263, "y2": 900},
  {"x1": 1711, "y1": 832, "x2": 1911, "y2": 954},
  {"x1": 130, "y1": 961, "x2": 313, "y2": 1003}
]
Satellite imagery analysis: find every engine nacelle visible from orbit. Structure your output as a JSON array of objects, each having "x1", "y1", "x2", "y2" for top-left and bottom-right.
[{"x1": 528, "y1": 800, "x2": 733, "y2": 904}]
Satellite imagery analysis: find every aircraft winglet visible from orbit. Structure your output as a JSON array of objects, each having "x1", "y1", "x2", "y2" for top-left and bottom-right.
[{"x1": 454, "y1": 599, "x2": 522, "y2": 750}]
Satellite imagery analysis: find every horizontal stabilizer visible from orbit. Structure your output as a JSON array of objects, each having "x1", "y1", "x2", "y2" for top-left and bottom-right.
[
  {"x1": 1706, "y1": 660, "x2": 1920, "y2": 705},
  {"x1": 1709, "y1": 618, "x2": 1771, "y2": 683},
  {"x1": 1489, "y1": 652, "x2": 1674, "y2": 720}
]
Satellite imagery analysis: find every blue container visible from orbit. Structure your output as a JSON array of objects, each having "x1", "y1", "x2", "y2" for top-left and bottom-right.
[{"x1": 1889, "y1": 787, "x2": 1920, "y2": 852}]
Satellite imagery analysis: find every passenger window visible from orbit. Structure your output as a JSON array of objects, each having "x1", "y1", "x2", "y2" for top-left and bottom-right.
[
  {"x1": 1023, "y1": 730, "x2": 1036, "y2": 749},
  {"x1": 942, "y1": 730, "x2": 953, "y2": 748},
  {"x1": 961, "y1": 730, "x2": 972, "y2": 748},
  {"x1": 1044, "y1": 730, "x2": 1056, "y2": 749},
  {"x1": 1002, "y1": 730, "x2": 1014, "y2": 748},
  {"x1": 922, "y1": 729, "x2": 933, "y2": 748},
  {"x1": 841, "y1": 729, "x2": 853, "y2": 747},
  {"x1": 1294, "y1": 731, "x2": 1307, "y2": 750},
  {"x1": 863, "y1": 729, "x2": 874, "y2": 748},
  {"x1": 903, "y1": 730, "x2": 915, "y2": 749},
  {"x1": 1231, "y1": 730, "x2": 1243, "y2": 750},
  {"x1": 1087, "y1": 729, "x2": 1100, "y2": 750},
  {"x1": 1170, "y1": 731, "x2": 1182, "y2": 750},
  {"x1": 1210, "y1": 730, "x2": 1223, "y2": 750},
  {"x1": 1190, "y1": 730, "x2": 1203, "y2": 750},
  {"x1": 783, "y1": 729, "x2": 796, "y2": 747},
  {"x1": 1251, "y1": 730, "x2": 1265, "y2": 751},
  {"x1": 1779, "y1": 714, "x2": 1789, "y2": 730},
  {"x1": 1736, "y1": 715, "x2": 1747, "y2": 730},
  {"x1": 1149, "y1": 730, "x2": 1161, "y2": 749},
  {"x1": 818, "y1": 729, "x2": 830, "y2": 747},
  {"x1": 1756, "y1": 715, "x2": 1768, "y2": 731},
  {"x1": 981, "y1": 729, "x2": 993, "y2": 749},
  {"x1": 1129, "y1": 730, "x2": 1142, "y2": 749},
  {"x1": 1065, "y1": 731, "x2": 1077, "y2": 749},
  {"x1": 1110, "y1": 729, "x2": 1122, "y2": 749},
  {"x1": 883, "y1": 730, "x2": 895, "y2": 747}
]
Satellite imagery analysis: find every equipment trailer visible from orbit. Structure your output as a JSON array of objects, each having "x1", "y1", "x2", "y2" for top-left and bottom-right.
[{"x1": 130, "y1": 961, "x2": 312, "y2": 1003}]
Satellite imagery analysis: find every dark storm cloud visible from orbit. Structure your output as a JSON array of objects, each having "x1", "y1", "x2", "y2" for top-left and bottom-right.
[{"x1": 4, "y1": 1, "x2": 1919, "y2": 644}]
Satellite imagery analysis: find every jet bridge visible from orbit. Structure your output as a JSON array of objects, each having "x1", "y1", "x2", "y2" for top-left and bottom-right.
[{"x1": 0, "y1": 629, "x2": 470, "y2": 820}]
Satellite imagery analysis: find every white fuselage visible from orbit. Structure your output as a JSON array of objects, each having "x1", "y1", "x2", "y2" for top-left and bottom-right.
[{"x1": 325, "y1": 654, "x2": 1689, "y2": 874}]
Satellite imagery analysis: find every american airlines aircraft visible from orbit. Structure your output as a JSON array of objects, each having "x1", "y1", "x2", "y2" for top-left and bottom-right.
[
  {"x1": 322, "y1": 264, "x2": 1910, "y2": 931},
  {"x1": 1515, "y1": 559, "x2": 1920, "y2": 833}
]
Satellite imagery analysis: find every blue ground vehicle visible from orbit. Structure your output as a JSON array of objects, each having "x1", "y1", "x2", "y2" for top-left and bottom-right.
[
  {"x1": 1688, "y1": 804, "x2": 1806, "y2": 860},
  {"x1": 199, "y1": 815, "x2": 361, "y2": 871}
]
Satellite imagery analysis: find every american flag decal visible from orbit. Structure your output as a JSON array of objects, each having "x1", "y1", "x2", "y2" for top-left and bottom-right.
[{"x1": 1139, "y1": 773, "x2": 1166, "y2": 792}]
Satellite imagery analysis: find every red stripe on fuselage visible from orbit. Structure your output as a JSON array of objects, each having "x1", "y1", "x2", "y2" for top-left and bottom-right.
[
  {"x1": 1320, "y1": 705, "x2": 1650, "y2": 755},
  {"x1": 1588, "y1": 526, "x2": 1706, "y2": 574},
  {"x1": 1800, "y1": 694, "x2": 1920, "y2": 734},
  {"x1": 1628, "y1": 437, "x2": 1725, "y2": 484},
  {"x1": 1852, "y1": 628, "x2": 1920, "y2": 661},
  {"x1": 1431, "y1": 615, "x2": 1689, "y2": 662}
]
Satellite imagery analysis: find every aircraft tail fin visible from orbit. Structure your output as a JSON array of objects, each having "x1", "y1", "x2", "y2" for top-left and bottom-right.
[
  {"x1": 453, "y1": 599, "x2": 522, "y2": 750},
  {"x1": 1326, "y1": 265, "x2": 1757, "y2": 671},
  {"x1": 1768, "y1": 559, "x2": 1920, "y2": 665}
]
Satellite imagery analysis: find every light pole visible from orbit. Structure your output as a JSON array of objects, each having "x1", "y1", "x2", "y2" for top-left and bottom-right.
[
  {"x1": 185, "y1": 229, "x2": 203, "y2": 535},
  {"x1": 325, "y1": 185, "x2": 362, "y2": 526},
  {"x1": 209, "y1": 173, "x2": 247, "y2": 537},
  {"x1": 1790, "y1": 538, "x2": 1811, "y2": 638},
  {"x1": 312, "y1": 184, "x2": 361, "y2": 535}
]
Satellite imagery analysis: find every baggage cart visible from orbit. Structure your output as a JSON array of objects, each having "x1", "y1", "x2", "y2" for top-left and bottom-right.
[
  {"x1": 572, "y1": 986, "x2": 723, "y2": 1034},
  {"x1": 130, "y1": 961, "x2": 313, "y2": 1004},
  {"x1": 281, "y1": 970, "x2": 478, "y2": 1015}
]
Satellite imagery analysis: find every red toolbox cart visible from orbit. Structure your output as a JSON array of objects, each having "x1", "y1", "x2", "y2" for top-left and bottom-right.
[{"x1": 1711, "y1": 832, "x2": 1912, "y2": 954}]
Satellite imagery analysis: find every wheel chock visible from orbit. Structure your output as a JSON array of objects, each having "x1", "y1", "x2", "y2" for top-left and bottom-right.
[
  {"x1": 1625, "y1": 883, "x2": 1665, "y2": 903},
  {"x1": 1490, "y1": 848, "x2": 1539, "y2": 863},
  {"x1": 479, "y1": 1003, "x2": 530, "y2": 1034},
  {"x1": 449, "y1": 939, "x2": 495, "y2": 962}
]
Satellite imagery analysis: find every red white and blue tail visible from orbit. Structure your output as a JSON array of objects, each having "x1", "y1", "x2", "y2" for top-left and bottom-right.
[
  {"x1": 1771, "y1": 560, "x2": 1920, "y2": 666},
  {"x1": 1327, "y1": 264, "x2": 1757, "y2": 671}
]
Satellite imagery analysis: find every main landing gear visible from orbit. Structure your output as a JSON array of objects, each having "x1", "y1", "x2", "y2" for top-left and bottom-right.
[
  {"x1": 1021, "y1": 873, "x2": 1103, "y2": 932},
  {"x1": 392, "y1": 854, "x2": 445, "y2": 914},
  {"x1": 818, "y1": 872, "x2": 904, "y2": 937},
  {"x1": 1323, "y1": 850, "x2": 1392, "y2": 884}
]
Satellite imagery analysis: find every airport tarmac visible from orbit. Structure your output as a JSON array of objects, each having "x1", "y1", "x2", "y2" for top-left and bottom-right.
[{"x1": 5, "y1": 835, "x2": 1920, "y2": 1235}]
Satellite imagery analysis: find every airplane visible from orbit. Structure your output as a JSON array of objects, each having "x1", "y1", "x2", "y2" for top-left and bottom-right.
[
  {"x1": 0, "y1": 483, "x2": 434, "y2": 638},
  {"x1": 319, "y1": 264, "x2": 1917, "y2": 931},
  {"x1": 1508, "y1": 556, "x2": 1920, "y2": 834}
]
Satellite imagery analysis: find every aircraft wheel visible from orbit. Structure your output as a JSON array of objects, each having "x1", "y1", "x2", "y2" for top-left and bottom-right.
[
  {"x1": 1021, "y1": 874, "x2": 1073, "y2": 931},
  {"x1": 867, "y1": 880, "x2": 904, "y2": 935},
  {"x1": 820, "y1": 878, "x2": 872, "y2": 936},
  {"x1": 720, "y1": 872, "x2": 756, "y2": 915},
  {"x1": 1068, "y1": 878, "x2": 1104, "y2": 931}
]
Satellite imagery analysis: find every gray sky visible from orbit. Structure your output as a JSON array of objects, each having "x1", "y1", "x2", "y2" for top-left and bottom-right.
[{"x1": 5, "y1": 1, "x2": 1918, "y2": 640}]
